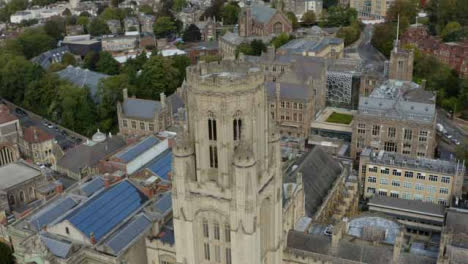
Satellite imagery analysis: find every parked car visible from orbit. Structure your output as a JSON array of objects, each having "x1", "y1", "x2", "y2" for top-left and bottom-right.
[
  {"x1": 15, "y1": 108, "x2": 27, "y2": 116},
  {"x1": 47, "y1": 124, "x2": 54, "y2": 129}
]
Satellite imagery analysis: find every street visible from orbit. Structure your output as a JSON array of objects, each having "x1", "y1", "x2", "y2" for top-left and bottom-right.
[{"x1": 1, "y1": 99, "x2": 86, "y2": 151}]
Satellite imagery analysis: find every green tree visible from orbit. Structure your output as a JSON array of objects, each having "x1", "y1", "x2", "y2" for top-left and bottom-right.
[
  {"x1": 56, "y1": 83, "x2": 97, "y2": 136},
  {"x1": 386, "y1": 0, "x2": 417, "y2": 23},
  {"x1": 324, "y1": 6, "x2": 357, "y2": 27},
  {"x1": 286, "y1": 11, "x2": 299, "y2": 29},
  {"x1": 0, "y1": 242, "x2": 14, "y2": 264},
  {"x1": 14, "y1": 28, "x2": 56, "y2": 59},
  {"x1": 23, "y1": 73, "x2": 61, "y2": 115},
  {"x1": 44, "y1": 17, "x2": 66, "y2": 41},
  {"x1": 171, "y1": 55, "x2": 191, "y2": 87},
  {"x1": 336, "y1": 21, "x2": 361, "y2": 46},
  {"x1": 62, "y1": 8, "x2": 72, "y2": 16},
  {"x1": 77, "y1": 16, "x2": 89, "y2": 31},
  {"x1": 440, "y1": 21, "x2": 461, "y2": 39},
  {"x1": 100, "y1": 7, "x2": 124, "y2": 21},
  {"x1": 96, "y1": 51, "x2": 120, "y2": 75},
  {"x1": 139, "y1": 4, "x2": 154, "y2": 14},
  {"x1": 136, "y1": 55, "x2": 179, "y2": 99},
  {"x1": 62, "y1": 53, "x2": 76, "y2": 66},
  {"x1": 88, "y1": 18, "x2": 110, "y2": 36},
  {"x1": 97, "y1": 74, "x2": 131, "y2": 131},
  {"x1": 153, "y1": 16, "x2": 176, "y2": 38},
  {"x1": 172, "y1": 0, "x2": 187, "y2": 12},
  {"x1": 0, "y1": 53, "x2": 43, "y2": 104},
  {"x1": 301, "y1": 10, "x2": 316, "y2": 25},
  {"x1": 182, "y1": 24, "x2": 201, "y2": 42},
  {"x1": 271, "y1": 33, "x2": 294, "y2": 48},
  {"x1": 455, "y1": 141, "x2": 468, "y2": 161},
  {"x1": 371, "y1": 22, "x2": 396, "y2": 57},
  {"x1": 83, "y1": 51, "x2": 100, "y2": 71},
  {"x1": 221, "y1": 2, "x2": 240, "y2": 25},
  {"x1": 7, "y1": 0, "x2": 28, "y2": 15},
  {"x1": 202, "y1": 0, "x2": 224, "y2": 20},
  {"x1": 236, "y1": 39, "x2": 266, "y2": 56}
]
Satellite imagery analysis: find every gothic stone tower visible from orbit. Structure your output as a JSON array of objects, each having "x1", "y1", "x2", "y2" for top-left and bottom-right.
[
  {"x1": 389, "y1": 47, "x2": 414, "y2": 81},
  {"x1": 172, "y1": 60, "x2": 283, "y2": 264}
]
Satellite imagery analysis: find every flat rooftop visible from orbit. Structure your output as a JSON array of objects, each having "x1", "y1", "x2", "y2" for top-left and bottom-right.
[
  {"x1": 311, "y1": 107, "x2": 355, "y2": 133},
  {"x1": 361, "y1": 148, "x2": 463, "y2": 175},
  {"x1": 369, "y1": 195, "x2": 445, "y2": 217},
  {"x1": 0, "y1": 161, "x2": 42, "y2": 190},
  {"x1": 359, "y1": 80, "x2": 436, "y2": 123}
]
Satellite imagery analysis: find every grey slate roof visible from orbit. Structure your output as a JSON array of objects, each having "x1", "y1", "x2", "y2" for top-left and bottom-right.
[
  {"x1": 221, "y1": 31, "x2": 244, "y2": 45},
  {"x1": 122, "y1": 98, "x2": 162, "y2": 120},
  {"x1": 297, "y1": 146, "x2": 342, "y2": 217},
  {"x1": 40, "y1": 234, "x2": 73, "y2": 259},
  {"x1": 359, "y1": 79, "x2": 436, "y2": 123},
  {"x1": 57, "y1": 136, "x2": 126, "y2": 175},
  {"x1": 31, "y1": 46, "x2": 70, "y2": 69},
  {"x1": 446, "y1": 209, "x2": 468, "y2": 234},
  {"x1": 265, "y1": 81, "x2": 311, "y2": 101},
  {"x1": 250, "y1": 4, "x2": 277, "y2": 23},
  {"x1": 56, "y1": 66, "x2": 109, "y2": 102},
  {"x1": 279, "y1": 37, "x2": 343, "y2": 54},
  {"x1": 0, "y1": 161, "x2": 42, "y2": 190},
  {"x1": 168, "y1": 93, "x2": 184, "y2": 114},
  {"x1": 286, "y1": 230, "x2": 437, "y2": 264},
  {"x1": 369, "y1": 193, "x2": 446, "y2": 217},
  {"x1": 29, "y1": 197, "x2": 78, "y2": 230},
  {"x1": 104, "y1": 213, "x2": 152, "y2": 256}
]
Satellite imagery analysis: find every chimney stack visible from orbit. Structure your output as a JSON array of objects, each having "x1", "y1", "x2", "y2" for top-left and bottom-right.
[
  {"x1": 55, "y1": 181, "x2": 64, "y2": 194},
  {"x1": 123, "y1": 88, "x2": 128, "y2": 100},
  {"x1": 104, "y1": 174, "x2": 112, "y2": 188},
  {"x1": 90, "y1": 232, "x2": 96, "y2": 244},
  {"x1": 160, "y1": 92, "x2": 166, "y2": 109},
  {"x1": 33, "y1": 128, "x2": 38, "y2": 141}
]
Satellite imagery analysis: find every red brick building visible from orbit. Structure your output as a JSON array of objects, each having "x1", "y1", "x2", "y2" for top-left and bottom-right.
[
  {"x1": 401, "y1": 25, "x2": 468, "y2": 78},
  {"x1": 238, "y1": 3, "x2": 292, "y2": 37}
]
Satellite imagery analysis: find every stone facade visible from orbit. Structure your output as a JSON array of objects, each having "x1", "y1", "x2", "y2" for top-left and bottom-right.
[
  {"x1": 0, "y1": 104, "x2": 21, "y2": 167},
  {"x1": 102, "y1": 35, "x2": 138, "y2": 52},
  {"x1": 359, "y1": 148, "x2": 465, "y2": 205},
  {"x1": 284, "y1": 0, "x2": 323, "y2": 21},
  {"x1": 20, "y1": 126, "x2": 56, "y2": 167},
  {"x1": 350, "y1": 0, "x2": 394, "y2": 19},
  {"x1": 172, "y1": 60, "x2": 283, "y2": 264},
  {"x1": 117, "y1": 89, "x2": 172, "y2": 138},
  {"x1": 351, "y1": 80, "x2": 437, "y2": 160},
  {"x1": 389, "y1": 46, "x2": 414, "y2": 81},
  {"x1": 0, "y1": 161, "x2": 45, "y2": 213},
  {"x1": 238, "y1": 3, "x2": 292, "y2": 37}
]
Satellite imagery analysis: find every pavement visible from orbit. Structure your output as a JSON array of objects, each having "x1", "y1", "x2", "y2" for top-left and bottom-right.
[
  {"x1": 1, "y1": 98, "x2": 86, "y2": 152},
  {"x1": 344, "y1": 25, "x2": 386, "y2": 73},
  {"x1": 437, "y1": 109, "x2": 466, "y2": 146}
]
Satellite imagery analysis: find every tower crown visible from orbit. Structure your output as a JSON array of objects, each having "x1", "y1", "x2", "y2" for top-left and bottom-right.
[{"x1": 186, "y1": 61, "x2": 264, "y2": 93}]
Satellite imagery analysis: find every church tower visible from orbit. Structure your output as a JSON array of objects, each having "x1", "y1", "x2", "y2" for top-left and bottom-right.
[
  {"x1": 389, "y1": 15, "x2": 414, "y2": 81},
  {"x1": 172, "y1": 60, "x2": 283, "y2": 264}
]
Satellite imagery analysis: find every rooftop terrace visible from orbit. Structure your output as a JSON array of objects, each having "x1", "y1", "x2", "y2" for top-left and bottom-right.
[{"x1": 362, "y1": 148, "x2": 464, "y2": 175}]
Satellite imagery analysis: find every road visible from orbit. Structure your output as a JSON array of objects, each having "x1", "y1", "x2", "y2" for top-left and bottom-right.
[
  {"x1": 1, "y1": 99, "x2": 85, "y2": 151},
  {"x1": 345, "y1": 25, "x2": 387, "y2": 73}
]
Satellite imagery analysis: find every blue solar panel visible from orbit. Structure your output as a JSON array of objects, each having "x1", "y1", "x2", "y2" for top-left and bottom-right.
[
  {"x1": 30, "y1": 197, "x2": 77, "y2": 230},
  {"x1": 145, "y1": 150, "x2": 172, "y2": 180},
  {"x1": 81, "y1": 177, "x2": 104, "y2": 197},
  {"x1": 104, "y1": 214, "x2": 152, "y2": 255},
  {"x1": 153, "y1": 192, "x2": 172, "y2": 215},
  {"x1": 116, "y1": 136, "x2": 160, "y2": 163},
  {"x1": 66, "y1": 181, "x2": 147, "y2": 241}
]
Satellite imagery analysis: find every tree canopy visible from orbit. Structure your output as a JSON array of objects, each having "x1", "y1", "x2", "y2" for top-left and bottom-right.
[
  {"x1": 96, "y1": 51, "x2": 120, "y2": 75},
  {"x1": 183, "y1": 24, "x2": 201, "y2": 42},
  {"x1": 321, "y1": 6, "x2": 357, "y2": 27},
  {"x1": 153, "y1": 16, "x2": 176, "y2": 38},
  {"x1": 221, "y1": 2, "x2": 240, "y2": 25},
  {"x1": 236, "y1": 39, "x2": 267, "y2": 57},
  {"x1": 0, "y1": 242, "x2": 14, "y2": 264},
  {"x1": 270, "y1": 33, "x2": 294, "y2": 48},
  {"x1": 286, "y1": 11, "x2": 299, "y2": 29},
  {"x1": 88, "y1": 18, "x2": 111, "y2": 36},
  {"x1": 301, "y1": 10, "x2": 316, "y2": 25}
]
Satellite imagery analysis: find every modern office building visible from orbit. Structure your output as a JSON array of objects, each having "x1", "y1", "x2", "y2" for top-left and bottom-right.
[{"x1": 360, "y1": 148, "x2": 465, "y2": 206}]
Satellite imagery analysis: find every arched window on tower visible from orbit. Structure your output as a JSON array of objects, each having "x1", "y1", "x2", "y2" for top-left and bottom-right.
[
  {"x1": 233, "y1": 111, "x2": 242, "y2": 141},
  {"x1": 208, "y1": 112, "x2": 217, "y2": 141}
]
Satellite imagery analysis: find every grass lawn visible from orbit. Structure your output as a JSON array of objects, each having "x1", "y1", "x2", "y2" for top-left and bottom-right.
[{"x1": 326, "y1": 112, "x2": 353, "y2": 125}]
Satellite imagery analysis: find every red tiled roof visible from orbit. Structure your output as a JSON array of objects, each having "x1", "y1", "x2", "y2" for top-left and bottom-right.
[
  {"x1": 23, "y1": 126, "x2": 54, "y2": 143},
  {"x1": 0, "y1": 104, "x2": 17, "y2": 124}
]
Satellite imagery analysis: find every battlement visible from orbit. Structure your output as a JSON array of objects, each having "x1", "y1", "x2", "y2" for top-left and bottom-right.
[{"x1": 186, "y1": 60, "x2": 264, "y2": 93}]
